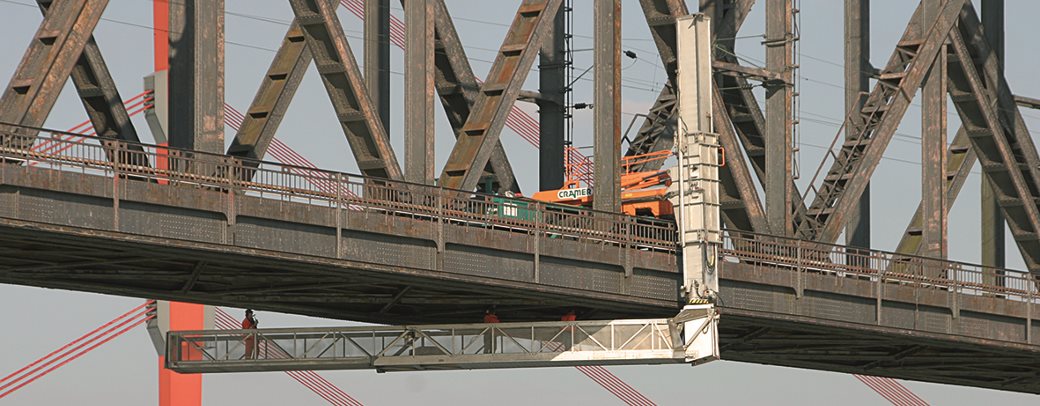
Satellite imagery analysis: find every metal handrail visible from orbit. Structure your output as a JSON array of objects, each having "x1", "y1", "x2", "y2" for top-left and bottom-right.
[
  {"x1": 0, "y1": 130, "x2": 678, "y2": 250},
  {"x1": 721, "y1": 230, "x2": 1039, "y2": 298}
]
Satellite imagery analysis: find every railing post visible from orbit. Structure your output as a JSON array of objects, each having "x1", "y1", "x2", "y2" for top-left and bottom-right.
[
  {"x1": 624, "y1": 217, "x2": 633, "y2": 278},
  {"x1": 110, "y1": 141, "x2": 120, "y2": 231},
  {"x1": 950, "y1": 263, "x2": 960, "y2": 319},
  {"x1": 335, "y1": 172, "x2": 343, "y2": 259},
  {"x1": 876, "y1": 258, "x2": 884, "y2": 326},
  {"x1": 1028, "y1": 282, "x2": 1034, "y2": 344},
  {"x1": 795, "y1": 238, "x2": 803, "y2": 298},
  {"x1": 225, "y1": 157, "x2": 237, "y2": 245},
  {"x1": 533, "y1": 201, "x2": 541, "y2": 283},
  {"x1": 436, "y1": 186, "x2": 445, "y2": 272}
]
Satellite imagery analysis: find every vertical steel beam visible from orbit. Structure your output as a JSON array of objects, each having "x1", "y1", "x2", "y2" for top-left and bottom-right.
[
  {"x1": 538, "y1": 5, "x2": 566, "y2": 191},
  {"x1": 844, "y1": 0, "x2": 870, "y2": 248},
  {"x1": 0, "y1": 0, "x2": 108, "y2": 148},
  {"x1": 227, "y1": 21, "x2": 310, "y2": 167},
  {"x1": 593, "y1": 0, "x2": 621, "y2": 212},
  {"x1": 921, "y1": 0, "x2": 948, "y2": 259},
  {"x1": 429, "y1": 0, "x2": 519, "y2": 192},
  {"x1": 438, "y1": 0, "x2": 563, "y2": 191},
  {"x1": 765, "y1": 0, "x2": 793, "y2": 235},
  {"x1": 981, "y1": 0, "x2": 1005, "y2": 271},
  {"x1": 405, "y1": 0, "x2": 435, "y2": 184},
  {"x1": 289, "y1": 0, "x2": 402, "y2": 180},
  {"x1": 168, "y1": 0, "x2": 225, "y2": 155},
  {"x1": 365, "y1": 0, "x2": 391, "y2": 134}
]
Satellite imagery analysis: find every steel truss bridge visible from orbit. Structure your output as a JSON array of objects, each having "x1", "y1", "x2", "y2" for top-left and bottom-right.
[
  {"x1": 1, "y1": 131, "x2": 1039, "y2": 393},
  {"x1": 2, "y1": 0, "x2": 1040, "y2": 402}
]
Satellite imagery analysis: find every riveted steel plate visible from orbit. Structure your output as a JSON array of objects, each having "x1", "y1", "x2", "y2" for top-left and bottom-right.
[
  {"x1": 237, "y1": 216, "x2": 336, "y2": 257},
  {"x1": 629, "y1": 269, "x2": 679, "y2": 300},
  {"x1": 443, "y1": 243, "x2": 531, "y2": 281},
  {"x1": 121, "y1": 201, "x2": 225, "y2": 244},
  {"x1": 340, "y1": 230, "x2": 436, "y2": 271},
  {"x1": 540, "y1": 257, "x2": 623, "y2": 293}
]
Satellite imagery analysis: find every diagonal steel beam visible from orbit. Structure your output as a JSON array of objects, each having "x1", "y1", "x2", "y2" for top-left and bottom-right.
[
  {"x1": 429, "y1": 0, "x2": 519, "y2": 192},
  {"x1": 438, "y1": 0, "x2": 563, "y2": 191},
  {"x1": 799, "y1": 0, "x2": 967, "y2": 242},
  {"x1": 714, "y1": 89, "x2": 768, "y2": 232},
  {"x1": 0, "y1": 0, "x2": 109, "y2": 149},
  {"x1": 287, "y1": 0, "x2": 402, "y2": 180},
  {"x1": 226, "y1": 20, "x2": 310, "y2": 170},
  {"x1": 35, "y1": 0, "x2": 139, "y2": 146},
  {"x1": 946, "y1": 5, "x2": 1040, "y2": 273},
  {"x1": 894, "y1": 127, "x2": 976, "y2": 256}
]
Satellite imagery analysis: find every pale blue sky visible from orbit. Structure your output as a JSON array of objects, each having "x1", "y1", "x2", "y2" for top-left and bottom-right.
[{"x1": 1, "y1": 0, "x2": 1039, "y2": 404}]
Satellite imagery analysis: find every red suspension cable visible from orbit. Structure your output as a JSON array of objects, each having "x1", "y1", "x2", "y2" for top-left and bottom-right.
[{"x1": 0, "y1": 301, "x2": 154, "y2": 399}]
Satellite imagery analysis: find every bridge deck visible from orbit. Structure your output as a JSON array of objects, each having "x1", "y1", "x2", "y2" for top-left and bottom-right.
[{"x1": 2, "y1": 133, "x2": 1040, "y2": 392}]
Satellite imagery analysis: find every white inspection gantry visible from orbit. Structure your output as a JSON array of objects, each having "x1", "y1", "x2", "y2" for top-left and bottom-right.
[{"x1": 165, "y1": 305, "x2": 718, "y2": 373}]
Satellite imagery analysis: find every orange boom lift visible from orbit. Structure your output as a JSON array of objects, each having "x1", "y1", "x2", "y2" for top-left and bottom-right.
[{"x1": 532, "y1": 149, "x2": 676, "y2": 218}]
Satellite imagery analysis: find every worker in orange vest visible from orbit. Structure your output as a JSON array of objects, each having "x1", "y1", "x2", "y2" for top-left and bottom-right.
[
  {"x1": 483, "y1": 308, "x2": 499, "y2": 354},
  {"x1": 242, "y1": 309, "x2": 258, "y2": 359},
  {"x1": 559, "y1": 310, "x2": 578, "y2": 350},
  {"x1": 483, "y1": 309, "x2": 501, "y2": 323}
]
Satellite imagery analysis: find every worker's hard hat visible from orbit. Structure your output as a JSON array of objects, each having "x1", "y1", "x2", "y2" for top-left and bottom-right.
[{"x1": 245, "y1": 309, "x2": 254, "y2": 314}]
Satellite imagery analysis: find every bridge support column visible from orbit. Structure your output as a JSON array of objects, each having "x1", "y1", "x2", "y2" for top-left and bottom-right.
[
  {"x1": 149, "y1": 302, "x2": 214, "y2": 406},
  {"x1": 152, "y1": 4, "x2": 215, "y2": 404}
]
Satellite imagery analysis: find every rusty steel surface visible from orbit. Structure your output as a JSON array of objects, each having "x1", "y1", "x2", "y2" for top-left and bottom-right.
[
  {"x1": 226, "y1": 19, "x2": 310, "y2": 167},
  {"x1": 843, "y1": 0, "x2": 871, "y2": 250},
  {"x1": 167, "y1": 0, "x2": 225, "y2": 155},
  {"x1": 438, "y1": 0, "x2": 563, "y2": 191},
  {"x1": 34, "y1": 0, "x2": 139, "y2": 146},
  {"x1": 799, "y1": 0, "x2": 966, "y2": 242},
  {"x1": 429, "y1": 0, "x2": 519, "y2": 193},
  {"x1": 592, "y1": 0, "x2": 620, "y2": 213},
  {"x1": 364, "y1": 0, "x2": 391, "y2": 134},
  {"x1": 946, "y1": 6, "x2": 1040, "y2": 275},
  {"x1": 287, "y1": 0, "x2": 402, "y2": 180},
  {"x1": 764, "y1": 0, "x2": 794, "y2": 236},
  {"x1": 0, "y1": 0, "x2": 108, "y2": 148},
  {"x1": 404, "y1": 0, "x2": 435, "y2": 185}
]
